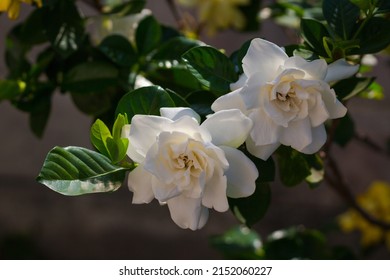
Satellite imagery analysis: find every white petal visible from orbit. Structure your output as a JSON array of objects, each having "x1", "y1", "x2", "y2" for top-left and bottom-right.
[
  {"x1": 240, "y1": 72, "x2": 266, "y2": 110},
  {"x1": 246, "y1": 136, "x2": 280, "y2": 160},
  {"x1": 309, "y1": 93, "x2": 330, "y2": 127},
  {"x1": 220, "y1": 146, "x2": 258, "y2": 198},
  {"x1": 280, "y1": 118, "x2": 312, "y2": 151},
  {"x1": 122, "y1": 124, "x2": 144, "y2": 163},
  {"x1": 300, "y1": 124, "x2": 327, "y2": 154},
  {"x1": 201, "y1": 109, "x2": 253, "y2": 148},
  {"x1": 160, "y1": 107, "x2": 201, "y2": 123},
  {"x1": 322, "y1": 88, "x2": 348, "y2": 119},
  {"x1": 167, "y1": 196, "x2": 209, "y2": 230},
  {"x1": 284, "y1": 56, "x2": 328, "y2": 80},
  {"x1": 202, "y1": 167, "x2": 229, "y2": 212},
  {"x1": 230, "y1": 73, "x2": 248, "y2": 90},
  {"x1": 151, "y1": 175, "x2": 181, "y2": 202},
  {"x1": 127, "y1": 165, "x2": 154, "y2": 204},
  {"x1": 249, "y1": 109, "x2": 281, "y2": 146},
  {"x1": 129, "y1": 115, "x2": 171, "y2": 160},
  {"x1": 211, "y1": 88, "x2": 247, "y2": 113},
  {"x1": 243, "y1": 38, "x2": 288, "y2": 80},
  {"x1": 324, "y1": 59, "x2": 359, "y2": 83},
  {"x1": 169, "y1": 116, "x2": 212, "y2": 142}
]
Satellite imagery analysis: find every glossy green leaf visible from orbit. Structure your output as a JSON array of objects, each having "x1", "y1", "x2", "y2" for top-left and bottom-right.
[
  {"x1": 90, "y1": 119, "x2": 112, "y2": 159},
  {"x1": 37, "y1": 146, "x2": 129, "y2": 196},
  {"x1": 135, "y1": 16, "x2": 162, "y2": 55},
  {"x1": 323, "y1": 0, "x2": 360, "y2": 39},
  {"x1": 334, "y1": 113, "x2": 355, "y2": 147},
  {"x1": 62, "y1": 62, "x2": 119, "y2": 93},
  {"x1": 182, "y1": 46, "x2": 238, "y2": 96},
  {"x1": 277, "y1": 146, "x2": 311, "y2": 187},
  {"x1": 210, "y1": 226, "x2": 264, "y2": 260},
  {"x1": 332, "y1": 77, "x2": 375, "y2": 100},
  {"x1": 98, "y1": 35, "x2": 137, "y2": 67},
  {"x1": 151, "y1": 37, "x2": 203, "y2": 61},
  {"x1": 43, "y1": 0, "x2": 84, "y2": 58},
  {"x1": 351, "y1": 17, "x2": 390, "y2": 54},
  {"x1": 300, "y1": 18, "x2": 330, "y2": 57},
  {"x1": 115, "y1": 86, "x2": 175, "y2": 119},
  {"x1": 228, "y1": 183, "x2": 271, "y2": 227}
]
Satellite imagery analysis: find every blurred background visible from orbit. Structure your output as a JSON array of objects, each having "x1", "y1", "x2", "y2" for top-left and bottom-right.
[{"x1": 1, "y1": 1, "x2": 390, "y2": 259}]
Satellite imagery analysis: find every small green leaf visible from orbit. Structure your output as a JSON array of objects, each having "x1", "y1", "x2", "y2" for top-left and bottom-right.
[
  {"x1": 135, "y1": 15, "x2": 162, "y2": 55},
  {"x1": 105, "y1": 0, "x2": 146, "y2": 16},
  {"x1": 323, "y1": 0, "x2": 360, "y2": 39},
  {"x1": 277, "y1": 146, "x2": 311, "y2": 187},
  {"x1": 90, "y1": 119, "x2": 112, "y2": 158},
  {"x1": 210, "y1": 226, "x2": 264, "y2": 260},
  {"x1": 349, "y1": 0, "x2": 371, "y2": 10},
  {"x1": 98, "y1": 35, "x2": 137, "y2": 67},
  {"x1": 300, "y1": 18, "x2": 331, "y2": 57},
  {"x1": 112, "y1": 113, "x2": 128, "y2": 140},
  {"x1": 228, "y1": 183, "x2": 271, "y2": 227},
  {"x1": 37, "y1": 146, "x2": 129, "y2": 196},
  {"x1": 182, "y1": 46, "x2": 238, "y2": 96},
  {"x1": 62, "y1": 61, "x2": 119, "y2": 93},
  {"x1": 115, "y1": 86, "x2": 175, "y2": 119},
  {"x1": 358, "y1": 81, "x2": 384, "y2": 100},
  {"x1": 0, "y1": 80, "x2": 24, "y2": 101}
]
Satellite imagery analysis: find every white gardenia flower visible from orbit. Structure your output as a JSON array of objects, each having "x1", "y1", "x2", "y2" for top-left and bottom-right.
[
  {"x1": 212, "y1": 38, "x2": 359, "y2": 160},
  {"x1": 122, "y1": 107, "x2": 258, "y2": 230}
]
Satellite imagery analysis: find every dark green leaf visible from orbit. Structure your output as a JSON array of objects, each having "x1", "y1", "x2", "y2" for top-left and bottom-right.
[
  {"x1": 151, "y1": 37, "x2": 203, "y2": 61},
  {"x1": 20, "y1": 8, "x2": 47, "y2": 45},
  {"x1": 37, "y1": 146, "x2": 129, "y2": 196},
  {"x1": 323, "y1": 0, "x2": 360, "y2": 39},
  {"x1": 135, "y1": 15, "x2": 162, "y2": 55},
  {"x1": 264, "y1": 227, "x2": 330, "y2": 259},
  {"x1": 228, "y1": 183, "x2": 271, "y2": 227},
  {"x1": 98, "y1": 35, "x2": 137, "y2": 67},
  {"x1": 238, "y1": 0, "x2": 261, "y2": 31},
  {"x1": 351, "y1": 17, "x2": 390, "y2": 54},
  {"x1": 332, "y1": 77, "x2": 375, "y2": 100},
  {"x1": 349, "y1": 0, "x2": 371, "y2": 10},
  {"x1": 276, "y1": 146, "x2": 311, "y2": 187},
  {"x1": 300, "y1": 18, "x2": 331, "y2": 57},
  {"x1": 182, "y1": 46, "x2": 238, "y2": 96},
  {"x1": 185, "y1": 90, "x2": 216, "y2": 118},
  {"x1": 334, "y1": 114, "x2": 355, "y2": 147},
  {"x1": 230, "y1": 39, "x2": 251, "y2": 75},
  {"x1": 29, "y1": 95, "x2": 51, "y2": 138},
  {"x1": 5, "y1": 25, "x2": 31, "y2": 78},
  {"x1": 0, "y1": 80, "x2": 24, "y2": 101},
  {"x1": 62, "y1": 61, "x2": 119, "y2": 93},
  {"x1": 210, "y1": 226, "x2": 264, "y2": 260},
  {"x1": 71, "y1": 91, "x2": 113, "y2": 116},
  {"x1": 106, "y1": 0, "x2": 146, "y2": 16},
  {"x1": 43, "y1": 0, "x2": 85, "y2": 58},
  {"x1": 115, "y1": 86, "x2": 175, "y2": 119},
  {"x1": 376, "y1": 0, "x2": 390, "y2": 13}
]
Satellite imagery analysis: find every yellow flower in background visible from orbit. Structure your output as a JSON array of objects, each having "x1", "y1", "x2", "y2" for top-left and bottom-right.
[
  {"x1": 338, "y1": 181, "x2": 390, "y2": 249},
  {"x1": 0, "y1": 0, "x2": 42, "y2": 20},
  {"x1": 178, "y1": 0, "x2": 250, "y2": 35}
]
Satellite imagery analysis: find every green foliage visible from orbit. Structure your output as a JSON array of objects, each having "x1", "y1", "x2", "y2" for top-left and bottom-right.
[
  {"x1": 98, "y1": 35, "x2": 137, "y2": 67},
  {"x1": 334, "y1": 114, "x2": 356, "y2": 147},
  {"x1": 105, "y1": 0, "x2": 146, "y2": 16},
  {"x1": 210, "y1": 226, "x2": 264, "y2": 259},
  {"x1": 182, "y1": 46, "x2": 238, "y2": 96},
  {"x1": 333, "y1": 77, "x2": 375, "y2": 100},
  {"x1": 0, "y1": 80, "x2": 24, "y2": 101},
  {"x1": 136, "y1": 16, "x2": 162, "y2": 55},
  {"x1": 300, "y1": 18, "x2": 330, "y2": 57},
  {"x1": 37, "y1": 146, "x2": 130, "y2": 196},
  {"x1": 115, "y1": 86, "x2": 175, "y2": 119}
]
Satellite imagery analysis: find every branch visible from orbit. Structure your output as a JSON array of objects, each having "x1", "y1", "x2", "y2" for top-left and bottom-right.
[
  {"x1": 165, "y1": 0, "x2": 183, "y2": 28},
  {"x1": 325, "y1": 155, "x2": 390, "y2": 230},
  {"x1": 354, "y1": 133, "x2": 390, "y2": 157}
]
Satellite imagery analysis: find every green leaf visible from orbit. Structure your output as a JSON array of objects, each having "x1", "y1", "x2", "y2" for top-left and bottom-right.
[
  {"x1": 112, "y1": 113, "x2": 128, "y2": 140},
  {"x1": 358, "y1": 81, "x2": 384, "y2": 100},
  {"x1": 238, "y1": 0, "x2": 261, "y2": 31},
  {"x1": 43, "y1": 0, "x2": 85, "y2": 58},
  {"x1": 300, "y1": 18, "x2": 331, "y2": 57},
  {"x1": 20, "y1": 8, "x2": 47, "y2": 45},
  {"x1": 264, "y1": 227, "x2": 330, "y2": 259},
  {"x1": 277, "y1": 146, "x2": 311, "y2": 187},
  {"x1": 71, "y1": 91, "x2": 113, "y2": 116},
  {"x1": 332, "y1": 77, "x2": 375, "y2": 100},
  {"x1": 105, "y1": 0, "x2": 146, "y2": 16},
  {"x1": 135, "y1": 15, "x2": 162, "y2": 55},
  {"x1": 376, "y1": 0, "x2": 390, "y2": 13},
  {"x1": 151, "y1": 37, "x2": 203, "y2": 61},
  {"x1": 62, "y1": 61, "x2": 119, "y2": 93},
  {"x1": 351, "y1": 17, "x2": 390, "y2": 54},
  {"x1": 323, "y1": 0, "x2": 360, "y2": 39},
  {"x1": 210, "y1": 226, "x2": 264, "y2": 260},
  {"x1": 228, "y1": 183, "x2": 271, "y2": 227},
  {"x1": 29, "y1": 95, "x2": 51, "y2": 139},
  {"x1": 0, "y1": 80, "x2": 24, "y2": 101},
  {"x1": 230, "y1": 39, "x2": 251, "y2": 75},
  {"x1": 182, "y1": 46, "x2": 238, "y2": 96},
  {"x1": 98, "y1": 35, "x2": 137, "y2": 67},
  {"x1": 90, "y1": 119, "x2": 112, "y2": 159},
  {"x1": 37, "y1": 146, "x2": 129, "y2": 196},
  {"x1": 334, "y1": 114, "x2": 355, "y2": 147},
  {"x1": 115, "y1": 86, "x2": 175, "y2": 119}
]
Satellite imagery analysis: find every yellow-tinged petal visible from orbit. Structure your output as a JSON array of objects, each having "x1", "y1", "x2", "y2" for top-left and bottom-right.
[
  {"x1": 0, "y1": 0, "x2": 12, "y2": 11},
  {"x1": 7, "y1": 0, "x2": 21, "y2": 20}
]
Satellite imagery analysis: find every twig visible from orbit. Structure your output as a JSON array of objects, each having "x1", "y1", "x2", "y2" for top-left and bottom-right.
[
  {"x1": 325, "y1": 155, "x2": 390, "y2": 230},
  {"x1": 165, "y1": 0, "x2": 183, "y2": 28},
  {"x1": 354, "y1": 133, "x2": 390, "y2": 157}
]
